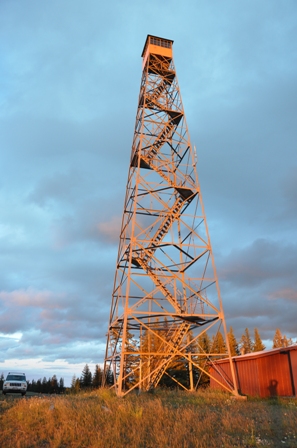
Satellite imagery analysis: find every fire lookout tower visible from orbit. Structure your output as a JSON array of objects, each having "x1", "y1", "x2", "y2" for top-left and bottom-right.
[{"x1": 103, "y1": 35, "x2": 238, "y2": 397}]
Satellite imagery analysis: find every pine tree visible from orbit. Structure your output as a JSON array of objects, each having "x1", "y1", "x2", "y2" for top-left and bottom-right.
[
  {"x1": 273, "y1": 330, "x2": 293, "y2": 348},
  {"x1": 47, "y1": 378, "x2": 52, "y2": 393},
  {"x1": 59, "y1": 377, "x2": 65, "y2": 393},
  {"x1": 239, "y1": 328, "x2": 253, "y2": 354},
  {"x1": 273, "y1": 328, "x2": 282, "y2": 348},
  {"x1": 41, "y1": 377, "x2": 48, "y2": 393},
  {"x1": 32, "y1": 379, "x2": 37, "y2": 392},
  {"x1": 81, "y1": 364, "x2": 92, "y2": 388},
  {"x1": 71, "y1": 374, "x2": 81, "y2": 393},
  {"x1": 123, "y1": 330, "x2": 139, "y2": 388},
  {"x1": 51, "y1": 375, "x2": 58, "y2": 393},
  {"x1": 105, "y1": 368, "x2": 114, "y2": 387},
  {"x1": 272, "y1": 329, "x2": 293, "y2": 348},
  {"x1": 161, "y1": 323, "x2": 191, "y2": 389},
  {"x1": 196, "y1": 332, "x2": 211, "y2": 387},
  {"x1": 283, "y1": 335, "x2": 293, "y2": 347},
  {"x1": 92, "y1": 365, "x2": 102, "y2": 389},
  {"x1": 228, "y1": 327, "x2": 240, "y2": 356},
  {"x1": 71, "y1": 374, "x2": 77, "y2": 389},
  {"x1": 272, "y1": 328, "x2": 285, "y2": 348},
  {"x1": 253, "y1": 328, "x2": 265, "y2": 352},
  {"x1": 36, "y1": 379, "x2": 42, "y2": 393},
  {"x1": 185, "y1": 331, "x2": 200, "y2": 389},
  {"x1": 140, "y1": 318, "x2": 189, "y2": 389},
  {"x1": 140, "y1": 323, "x2": 164, "y2": 389},
  {"x1": 212, "y1": 331, "x2": 227, "y2": 355},
  {"x1": 0, "y1": 373, "x2": 4, "y2": 390},
  {"x1": 74, "y1": 378, "x2": 81, "y2": 393}
]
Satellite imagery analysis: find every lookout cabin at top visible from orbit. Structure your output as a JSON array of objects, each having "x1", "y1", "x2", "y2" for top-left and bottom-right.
[{"x1": 141, "y1": 35, "x2": 174, "y2": 68}]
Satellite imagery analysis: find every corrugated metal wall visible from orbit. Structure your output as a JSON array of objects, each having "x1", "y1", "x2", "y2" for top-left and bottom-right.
[
  {"x1": 290, "y1": 349, "x2": 297, "y2": 395},
  {"x1": 210, "y1": 346, "x2": 297, "y2": 398},
  {"x1": 258, "y1": 352, "x2": 292, "y2": 397}
]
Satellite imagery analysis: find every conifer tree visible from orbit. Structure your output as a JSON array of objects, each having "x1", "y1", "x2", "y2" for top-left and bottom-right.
[
  {"x1": 0, "y1": 373, "x2": 4, "y2": 390},
  {"x1": 105, "y1": 368, "x2": 114, "y2": 386},
  {"x1": 74, "y1": 378, "x2": 81, "y2": 392},
  {"x1": 196, "y1": 332, "x2": 211, "y2": 387},
  {"x1": 212, "y1": 331, "x2": 227, "y2": 355},
  {"x1": 122, "y1": 330, "x2": 139, "y2": 388},
  {"x1": 71, "y1": 374, "x2": 77, "y2": 390},
  {"x1": 140, "y1": 318, "x2": 190, "y2": 389},
  {"x1": 185, "y1": 331, "x2": 201, "y2": 389},
  {"x1": 36, "y1": 379, "x2": 42, "y2": 393},
  {"x1": 283, "y1": 335, "x2": 293, "y2": 347},
  {"x1": 51, "y1": 375, "x2": 58, "y2": 393},
  {"x1": 239, "y1": 328, "x2": 253, "y2": 354},
  {"x1": 92, "y1": 365, "x2": 102, "y2": 389},
  {"x1": 70, "y1": 375, "x2": 80, "y2": 393},
  {"x1": 253, "y1": 328, "x2": 265, "y2": 352},
  {"x1": 197, "y1": 332, "x2": 211, "y2": 355},
  {"x1": 227, "y1": 327, "x2": 240, "y2": 356},
  {"x1": 140, "y1": 320, "x2": 165, "y2": 389},
  {"x1": 273, "y1": 329, "x2": 293, "y2": 348},
  {"x1": 59, "y1": 377, "x2": 65, "y2": 393},
  {"x1": 273, "y1": 328, "x2": 283, "y2": 348},
  {"x1": 161, "y1": 345, "x2": 189, "y2": 388},
  {"x1": 42, "y1": 377, "x2": 48, "y2": 393},
  {"x1": 162, "y1": 324, "x2": 191, "y2": 389},
  {"x1": 81, "y1": 364, "x2": 92, "y2": 388}
]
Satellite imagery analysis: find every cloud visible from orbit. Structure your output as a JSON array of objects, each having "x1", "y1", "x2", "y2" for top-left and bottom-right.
[
  {"x1": 0, "y1": 288, "x2": 66, "y2": 308},
  {"x1": 96, "y1": 216, "x2": 122, "y2": 244},
  {"x1": 28, "y1": 170, "x2": 84, "y2": 207},
  {"x1": 0, "y1": 0, "x2": 296, "y2": 381},
  {"x1": 268, "y1": 288, "x2": 297, "y2": 302},
  {"x1": 219, "y1": 238, "x2": 297, "y2": 288},
  {"x1": 217, "y1": 238, "x2": 297, "y2": 342}
]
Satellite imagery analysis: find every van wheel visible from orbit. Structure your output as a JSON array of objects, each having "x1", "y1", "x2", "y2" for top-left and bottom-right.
[{"x1": 21, "y1": 392, "x2": 26, "y2": 396}]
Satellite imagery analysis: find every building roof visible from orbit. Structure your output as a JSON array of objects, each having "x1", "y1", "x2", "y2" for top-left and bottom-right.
[{"x1": 214, "y1": 344, "x2": 297, "y2": 364}]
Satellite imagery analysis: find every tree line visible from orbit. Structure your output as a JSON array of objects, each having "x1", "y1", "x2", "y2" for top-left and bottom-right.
[
  {"x1": 0, "y1": 366, "x2": 103, "y2": 394},
  {"x1": 1, "y1": 328, "x2": 294, "y2": 393},
  {"x1": 57, "y1": 326, "x2": 294, "y2": 393},
  {"x1": 110, "y1": 326, "x2": 296, "y2": 391},
  {"x1": 0, "y1": 365, "x2": 114, "y2": 394},
  {"x1": 27, "y1": 376, "x2": 65, "y2": 394},
  {"x1": 70, "y1": 364, "x2": 103, "y2": 392}
]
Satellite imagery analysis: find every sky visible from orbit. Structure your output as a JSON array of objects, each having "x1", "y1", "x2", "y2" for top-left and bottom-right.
[{"x1": 1, "y1": 0, "x2": 296, "y2": 386}]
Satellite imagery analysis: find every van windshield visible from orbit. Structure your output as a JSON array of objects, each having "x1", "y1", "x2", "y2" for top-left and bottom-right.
[{"x1": 6, "y1": 375, "x2": 26, "y2": 381}]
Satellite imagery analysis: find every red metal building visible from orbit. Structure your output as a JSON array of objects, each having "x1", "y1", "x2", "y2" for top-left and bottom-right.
[{"x1": 210, "y1": 345, "x2": 297, "y2": 398}]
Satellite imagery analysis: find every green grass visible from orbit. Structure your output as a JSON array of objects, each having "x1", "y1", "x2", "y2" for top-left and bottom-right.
[{"x1": 0, "y1": 389, "x2": 296, "y2": 447}]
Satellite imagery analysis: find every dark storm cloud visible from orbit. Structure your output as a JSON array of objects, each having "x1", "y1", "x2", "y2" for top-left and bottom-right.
[
  {"x1": 219, "y1": 239, "x2": 297, "y2": 288},
  {"x1": 195, "y1": 73, "x2": 297, "y2": 225},
  {"x1": 218, "y1": 238, "x2": 297, "y2": 341},
  {"x1": 0, "y1": 0, "x2": 296, "y2": 381}
]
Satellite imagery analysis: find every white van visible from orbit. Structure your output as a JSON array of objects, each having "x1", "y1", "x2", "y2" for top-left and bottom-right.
[{"x1": 2, "y1": 372, "x2": 27, "y2": 396}]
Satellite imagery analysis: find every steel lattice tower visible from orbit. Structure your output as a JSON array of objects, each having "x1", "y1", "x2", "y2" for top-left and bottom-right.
[{"x1": 103, "y1": 35, "x2": 238, "y2": 397}]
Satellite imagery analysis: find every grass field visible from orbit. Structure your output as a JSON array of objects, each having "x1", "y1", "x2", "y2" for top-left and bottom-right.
[{"x1": 0, "y1": 388, "x2": 296, "y2": 447}]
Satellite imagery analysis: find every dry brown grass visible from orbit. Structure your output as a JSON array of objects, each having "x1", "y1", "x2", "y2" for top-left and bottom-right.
[{"x1": 0, "y1": 389, "x2": 296, "y2": 447}]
